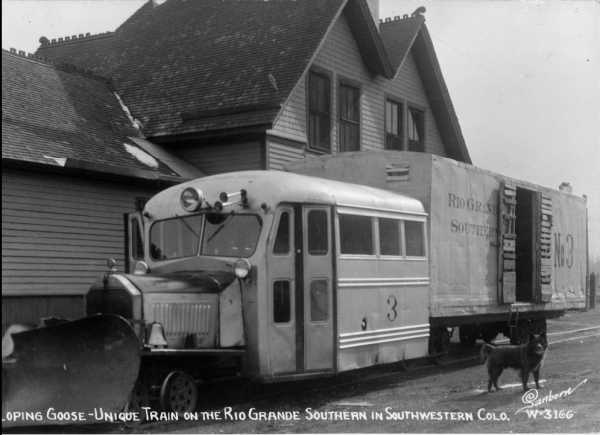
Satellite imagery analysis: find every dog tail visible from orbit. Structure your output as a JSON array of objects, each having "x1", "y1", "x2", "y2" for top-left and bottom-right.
[{"x1": 480, "y1": 343, "x2": 494, "y2": 364}]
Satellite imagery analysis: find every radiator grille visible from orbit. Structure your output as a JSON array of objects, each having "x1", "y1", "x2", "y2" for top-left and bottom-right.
[{"x1": 151, "y1": 303, "x2": 212, "y2": 337}]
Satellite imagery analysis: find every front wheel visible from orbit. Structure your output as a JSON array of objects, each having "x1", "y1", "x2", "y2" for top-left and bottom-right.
[
  {"x1": 122, "y1": 382, "x2": 150, "y2": 428},
  {"x1": 160, "y1": 371, "x2": 198, "y2": 413}
]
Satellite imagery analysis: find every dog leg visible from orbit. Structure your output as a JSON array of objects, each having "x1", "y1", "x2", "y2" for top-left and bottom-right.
[
  {"x1": 490, "y1": 367, "x2": 503, "y2": 392},
  {"x1": 521, "y1": 370, "x2": 530, "y2": 392},
  {"x1": 533, "y1": 367, "x2": 542, "y2": 389}
]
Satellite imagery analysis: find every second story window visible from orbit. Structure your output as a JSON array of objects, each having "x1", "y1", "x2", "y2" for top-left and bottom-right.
[
  {"x1": 385, "y1": 99, "x2": 403, "y2": 151},
  {"x1": 308, "y1": 71, "x2": 331, "y2": 152},
  {"x1": 408, "y1": 107, "x2": 425, "y2": 152},
  {"x1": 339, "y1": 83, "x2": 360, "y2": 152}
]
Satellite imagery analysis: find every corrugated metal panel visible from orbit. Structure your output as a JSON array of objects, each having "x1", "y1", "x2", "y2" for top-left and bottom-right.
[
  {"x1": 2, "y1": 169, "x2": 163, "y2": 297},
  {"x1": 176, "y1": 142, "x2": 262, "y2": 175}
]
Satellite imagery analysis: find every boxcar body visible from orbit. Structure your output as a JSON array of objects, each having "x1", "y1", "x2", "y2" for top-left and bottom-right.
[{"x1": 288, "y1": 151, "x2": 587, "y2": 345}]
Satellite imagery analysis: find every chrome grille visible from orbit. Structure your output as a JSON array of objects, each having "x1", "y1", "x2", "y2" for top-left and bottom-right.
[{"x1": 151, "y1": 302, "x2": 212, "y2": 337}]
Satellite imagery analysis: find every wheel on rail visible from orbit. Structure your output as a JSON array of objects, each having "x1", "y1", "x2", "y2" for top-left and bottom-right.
[
  {"x1": 400, "y1": 359, "x2": 417, "y2": 371},
  {"x1": 459, "y1": 325, "x2": 479, "y2": 347},
  {"x1": 160, "y1": 371, "x2": 197, "y2": 413},
  {"x1": 122, "y1": 382, "x2": 150, "y2": 428},
  {"x1": 428, "y1": 327, "x2": 451, "y2": 365}
]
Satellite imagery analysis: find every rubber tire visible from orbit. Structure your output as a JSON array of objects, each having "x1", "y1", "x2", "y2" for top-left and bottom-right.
[
  {"x1": 122, "y1": 382, "x2": 150, "y2": 428},
  {"x1": 160, "y1": 371, "x2": 198, "y2": 413}
]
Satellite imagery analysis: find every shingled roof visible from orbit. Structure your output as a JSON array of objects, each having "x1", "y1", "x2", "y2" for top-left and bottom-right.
[
  {"x1": 37, "y1": 0, "x2": 350, "y2": 138},
  {"x1": 2, "y1": 49, "x2": 204, "y2": 182},
  {"x1": 35, "y1": 0, "x2": 470, "y2": 163}
]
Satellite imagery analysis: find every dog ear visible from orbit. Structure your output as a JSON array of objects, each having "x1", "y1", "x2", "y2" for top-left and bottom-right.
[
  {"x1": 540, "y1": 331, "x2": 547, "y2": 339},
  {"x1": 528, "y1": 332, "x2": 535, "y2": 342}
]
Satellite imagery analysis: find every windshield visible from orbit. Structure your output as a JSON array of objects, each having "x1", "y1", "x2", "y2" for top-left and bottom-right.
[{"x1": 150, "y1": 213, "x2": 262, "y2": 261}]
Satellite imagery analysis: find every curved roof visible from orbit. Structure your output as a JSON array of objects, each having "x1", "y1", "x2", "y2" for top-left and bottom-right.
[{"x1": 145, "y1": 170, "x2": 425, "y2": 221}]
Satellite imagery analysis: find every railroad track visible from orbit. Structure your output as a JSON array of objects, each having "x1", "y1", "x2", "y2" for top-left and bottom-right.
[{"x1": 129, "y1": 324, "x2": 600, "y2": 432}]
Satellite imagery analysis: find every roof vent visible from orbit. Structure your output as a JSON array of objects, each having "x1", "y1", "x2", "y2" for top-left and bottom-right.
[
  {"x1": 559, "y1": 182, "x2": 572, "y2": 193},
  {"x1": 39, "y1": 36, "x2": 50, "y2": 44}
]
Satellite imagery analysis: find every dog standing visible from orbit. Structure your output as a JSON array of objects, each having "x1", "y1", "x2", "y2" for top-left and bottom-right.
[{"x1": 481, "y1": 331, "x2": 548, "y2": 392}]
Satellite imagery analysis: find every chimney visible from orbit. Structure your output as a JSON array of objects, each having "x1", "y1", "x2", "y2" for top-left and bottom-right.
[
  {"x1": 365, "y1": 0, "x2": 379, "y2": 30},
  {"x1": 559, "y1": 182, "x2": 572, "y2": 194}
]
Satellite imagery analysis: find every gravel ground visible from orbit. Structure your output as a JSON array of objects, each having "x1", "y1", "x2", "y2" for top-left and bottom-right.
[{"x1": 136, "y1": 310, "x2": 600, "y2": 434}]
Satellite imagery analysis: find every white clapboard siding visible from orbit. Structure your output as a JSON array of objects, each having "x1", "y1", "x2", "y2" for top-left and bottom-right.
[
  {"x1": 176, "y1": 141, "x2": 263, "y2": 175},
  {"x1": 271, "y1": 13, "x2": 447, "y2": 157},
  {"x1": 2, "y1": 168, "x2": 165, "y2": 325},
  {"x1": 268, "y1": 141, "x2": 305, "y2": 171}
]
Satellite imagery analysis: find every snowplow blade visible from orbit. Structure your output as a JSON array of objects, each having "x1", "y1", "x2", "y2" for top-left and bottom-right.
[{"x1": 2, "y1": 315, "x2": 140, "y2": 428}]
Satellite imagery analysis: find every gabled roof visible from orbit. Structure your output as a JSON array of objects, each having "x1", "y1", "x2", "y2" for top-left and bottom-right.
[
  {"x1": 34, "y1": 0, "x2": 471, "y2": 164},
  {"x1": 380, "y1": 16, "x2": 472, "y2": 164},
  {"x1": 37, "y1": 0, "x2": 349, "y2": 138},
  {"x1": 2, "y1": 49, "x2": 204, "y2": 182}
]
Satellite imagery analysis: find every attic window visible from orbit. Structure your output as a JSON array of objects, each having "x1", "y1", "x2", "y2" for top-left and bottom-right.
[
  {"x1": 308, "y1": 71, "x2": 331, "y2": 153},
  {"x1": 408, "y1": 107, "x2": 425, "y2": 152},
  {"x1": 385, "y1": 99, "x2": 403, "y2": 151}
]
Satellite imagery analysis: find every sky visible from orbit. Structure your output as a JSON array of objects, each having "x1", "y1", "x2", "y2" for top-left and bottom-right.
[{"x1": 2, "y1": 0, "x2": 599, "y2": 260}]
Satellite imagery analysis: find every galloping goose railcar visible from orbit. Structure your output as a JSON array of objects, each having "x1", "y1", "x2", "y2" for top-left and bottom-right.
[{"x1": 85, "y1": 170, "x2": 432, "y2": 411}]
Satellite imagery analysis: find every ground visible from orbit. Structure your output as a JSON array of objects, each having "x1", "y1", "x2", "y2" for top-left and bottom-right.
[
  {"x1": 3, "y1": 310, "x2": 598, "y2": 434},
  {"x1": 131, "y1": 310, "x2": 599, "y2": 434}
]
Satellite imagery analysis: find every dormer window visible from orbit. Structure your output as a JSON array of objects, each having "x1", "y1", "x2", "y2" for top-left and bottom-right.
[
  {"x1": 308, "y1": 70, "x2": 331, "y2": 153},
  {"x1": 408, "y1": 107, "x2": 425, "y2": 152},
  {"x1": 339, "y1": 81, "x2": 361, "y2": 152}
]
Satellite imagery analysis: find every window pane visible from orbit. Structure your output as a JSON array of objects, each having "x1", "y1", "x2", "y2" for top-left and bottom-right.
[
  {"x1": 273, "y1": 280, "x2": 291, "y2": 323},
  {"x1": 385, "y1": 101, "x2": 392, "y2": 133},
  {"x1": 131, "y1": 218, "x2": 144, "y2": 260},
  {"x1": 339, "y1": 214, "x2": 373, "y2": 255},
  {"x1": 309, "y1": 72, "x2": 331, "y2": 151},
  {"x1": 386, "y1": 135, "x2": 402, "y2": 151},
  {"x1": 379, "y1": 218, "x2": 401, "y2": 256},
  {"x1": 202, "y1": 214, "x2": 262, "y2": 257},
  {"x1": 405, "y1": 221, "x2": 425, "y2": 257},
  {"x1": 273, "y1": 211, "x2": 290, "y2": 254},
  {"x1": 409, "y1": 108, "x2": 423, "y2": 141},
  {"x1": 310, "y1": 279, "x2": 329, "y2": 322},
  {"x1": 308, "y1": 210, "x2": 328, "y2": 256},
  {"x1": 150, "y1": 215, "x2": 201, "y2": 260}
]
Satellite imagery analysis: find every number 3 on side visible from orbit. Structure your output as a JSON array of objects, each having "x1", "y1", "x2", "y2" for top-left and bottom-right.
[{"x1": 387, "y1": 295, "x2": 397, "y2": 322}]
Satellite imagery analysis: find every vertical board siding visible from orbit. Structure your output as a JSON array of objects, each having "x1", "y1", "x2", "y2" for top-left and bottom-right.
[
  {"x1": 268, "y1": 141, "x2": 306, "y2": 171},
  {"x1": 177, "y1": 142, "x2": 262, "y2": 175},
  {"x1": 270, "y1": 14, "x2": 447, "y2": 158},
  {"x1": 2, "y1": 169, "x2": 163, "y2": 306}
]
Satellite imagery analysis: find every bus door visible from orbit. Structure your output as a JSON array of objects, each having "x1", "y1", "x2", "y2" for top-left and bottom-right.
[
  {"x1": 301, "y1": 205, "x2": 334, "y2": 372},
  {"x1": 267, "y1": 205, "x2": 335, "y2": 376}
]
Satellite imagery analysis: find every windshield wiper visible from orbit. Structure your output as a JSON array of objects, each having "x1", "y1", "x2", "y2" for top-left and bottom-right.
[{"x1": 206, "y1": 215, "x2": 232, "y2": 243}]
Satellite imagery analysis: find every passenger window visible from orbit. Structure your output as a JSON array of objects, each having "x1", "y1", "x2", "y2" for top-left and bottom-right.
[
  {"x1": 405, "y1": 221, "x2": 425, "y2": 257},
  {"x1": 307, "y1": 210, "x2": 328, "y2": 256},
  {"x1": 339, "y1": 214, "x2": 373, "y2": 255},
  {"x1": 379, "y1": 218, "x2": 401, "y2": 256},
  {"x1": 273, "y1": 280, "x2": 291, "y2": 324},
  {"x1": 273, "y1": 211, "x2": 291, "y2": 255},
  {"x1": 310, "y1": 279, "x2": 329, "y2": 322}
]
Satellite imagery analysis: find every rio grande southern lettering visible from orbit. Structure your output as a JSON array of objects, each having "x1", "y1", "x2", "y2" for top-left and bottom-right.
[{"x1": 448, "y1": 193, "x2": 498, "y2": 238}]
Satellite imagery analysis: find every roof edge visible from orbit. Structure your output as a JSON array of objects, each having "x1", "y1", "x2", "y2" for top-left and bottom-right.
[
  {"x1": 3, "y1": 48, "x2": 109, "y2": 82},
  {"x1": 411, "y1": 25, "x2": 472, "y2": 164}
]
